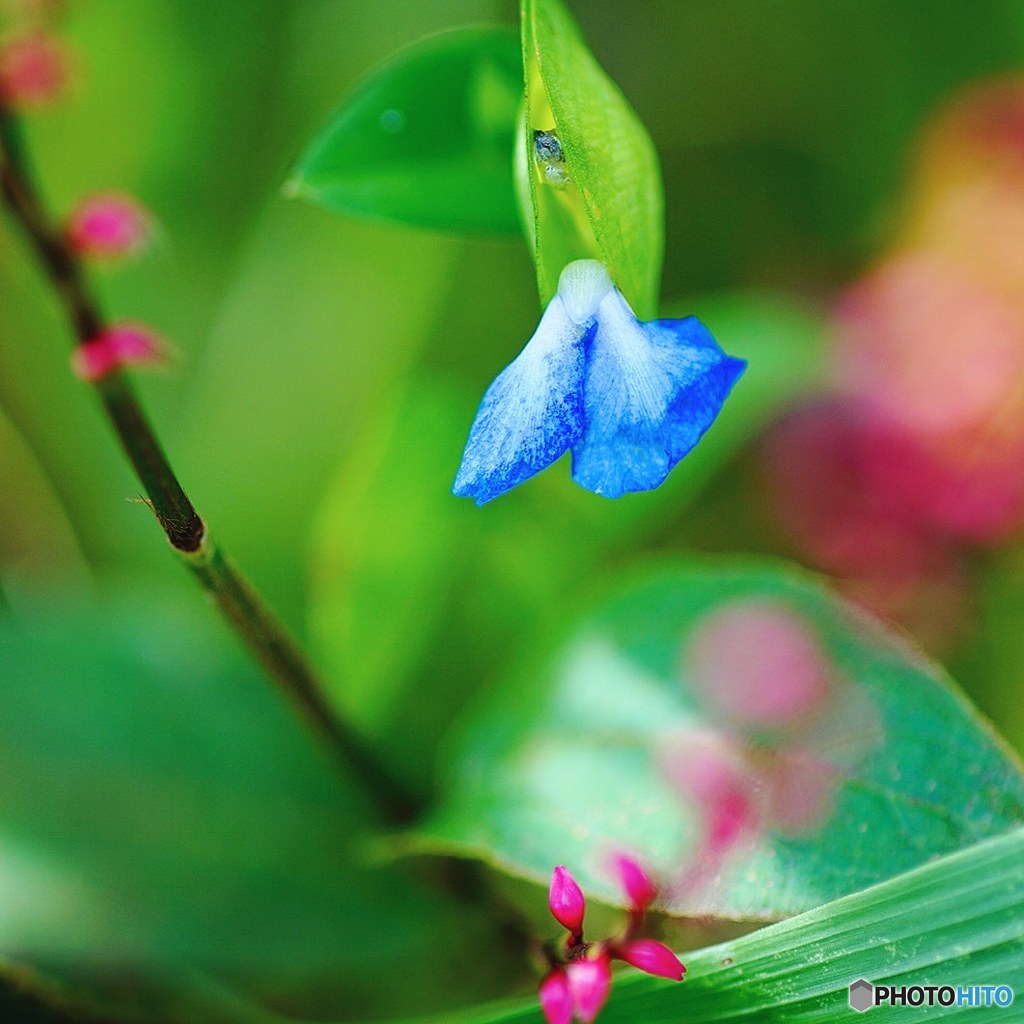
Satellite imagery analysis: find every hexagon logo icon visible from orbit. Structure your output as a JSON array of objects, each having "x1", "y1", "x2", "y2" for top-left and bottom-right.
[{"x1": 849, "y1": 978, "x2": 874, "y2": 1012}]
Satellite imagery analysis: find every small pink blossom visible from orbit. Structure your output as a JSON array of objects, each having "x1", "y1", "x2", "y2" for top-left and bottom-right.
[
  {"x1": 565, "y1": 956, "x2": 611, "y2": 1024},
  {"x1": 71, "y1": 323, "x2": 167, "y2": 382},
  {"x1": 66, "y1": 193, "x2": 152, "y2": 261},
  {"x1": 536, "y1": 861, "x2": 685, "y2": 1023},
  {"x1": 0, "y1": 32, "x2": 66, "y2": 108},
  {"x1": 617, "y1": 939, "x2": 686, "y2": 981},
  {"x1": 539, "y1": 969, "x2": 573, "y2": 1024},
  {"x1": 549, "y1": 865, "x2": 586, "y2": 937},
  {"x1": 610, "y1": 854, "x2": 657, "y2": 914}
]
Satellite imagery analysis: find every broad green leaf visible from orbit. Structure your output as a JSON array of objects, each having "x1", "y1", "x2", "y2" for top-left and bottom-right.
[
  {"x1": 519, "y1": 0, "x2": 663, "y2": 315},
  {"x1": 413, "y1": 828, "x2": 1024, "y2": 1024},
  {"x1": 49, "y1": 829, "x2": 1024, "y2": 1024},
  {"x1": 417, "y1": 560, "x2": 1024, "y2": 919},
  {"x1": 289, "y1": 26, "x2": 523, "y2": 233},
  {"x1": 0, "y1": 592, "x2": 504, "y2": 1019}
]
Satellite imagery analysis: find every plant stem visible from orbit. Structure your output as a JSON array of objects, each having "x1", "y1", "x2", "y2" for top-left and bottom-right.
[
  {"x1": 181, "y1": 537, "x2": 415, "y2": 816},
  {"x1": 0, "y1": 108, "x2": 416, "y2": 823}
]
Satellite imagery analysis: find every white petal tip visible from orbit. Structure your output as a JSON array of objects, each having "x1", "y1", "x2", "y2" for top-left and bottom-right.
[{"x1": 557, "y1": 260, "x2": 614, "y2": 325}]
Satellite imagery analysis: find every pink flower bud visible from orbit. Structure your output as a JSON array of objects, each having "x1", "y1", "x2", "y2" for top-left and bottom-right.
[
  {"x1": 0, "y1": 32, "x2": 66, "y2": 108},
  {"x1": 71, "y1": 323, "x2": 166, "y2": 382},
  {"x1": 611, "y1": 854, "x2": 657, "y2": 913},
  {"x1": 566, "y1": 955, "x2": 612, "y2": 1023},
  {"x1": 66, "y1": 193, "x2": 152, "y2": 261},
  {"x1": 71, "y1": 338, "x2": 119, "y2": 381},
  {"x1": 548, "y1": 865, "x2": 586, "y2": 935},
  {"x1": 617, "y1": 939, "x2": 686, "y2": 981},
  {"x1": 538, "y1": 970, "x2": 573, "y2": 1024}
]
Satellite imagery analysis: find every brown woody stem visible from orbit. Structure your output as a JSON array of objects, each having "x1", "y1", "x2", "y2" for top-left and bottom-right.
[{"x1": 0, "y1": 106, "x2": 416, "y2": 823}]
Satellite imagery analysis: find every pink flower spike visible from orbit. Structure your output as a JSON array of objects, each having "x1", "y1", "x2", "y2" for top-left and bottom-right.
[
  {"x1": 566, "y1": 955, "x2": 612, "y2": 1023},
  {"x1": 618, "y1": 939, "x2": 686, "y2": 981},
  {"x1": 106, "y1": 323, "x2": 165, "y2": 365},
  {"x1": 548, "y1": 865, "x2": 586, "y2": 936},
  {"x1": 71, "y1": 323, "x2": 167, "y2": 382},
  {"x1": 538, "y1": 970, "x2": 573, "y2": 1024},
  {"x1": 67, "y1": 193, "x2": 152, "y2": 261},
  {"x1": 71, "y1": 338, "x2": 119, "y2": 381},
  {"x1": 0, "y1": 32, "x2": 66, "y2": 108},
  {"x1": 611, "y1": 854, "x2": 657, "y2": 913}
]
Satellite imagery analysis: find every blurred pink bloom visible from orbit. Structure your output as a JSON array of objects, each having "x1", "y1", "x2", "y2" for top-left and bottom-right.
[
  {"x1": 549, "y1": 865, "x2": 586, "y2": 937},
  {"x1": 683, "y1": 598, "x2": 832, "y2": 731},
  {"x1": 759, "y1": 79, "x2": 1024, "y2": 657},
  {"x1": 0, "y1": 31, "x2": 66, "y2": 107},
  {"x1": 617, "y1": 939, "x2": 686, "y2": 981},
  {"x1": 539, "y1": 970, "x2": 573, "y2": 1024},
  {"x1": 854, "y1": 410, "x2": 1024, "y2": 544},
  {"x1": 71, "y1": 323, "x2": 166, "y2": 382},
  {"x1": 659, "y1": 729, "x2": 759, "y2": 854},
  {"x1": 835, "y1": 252, "x2": 1024, "y2": 438},
  {"x1": 610, "y1": 854, "x2": 657, "y2": 914},
  {"x1": 761, "y1": 401, "x2": 926, "y2": 573},
  {"x1": 67, "y1": 193, "x2": 153, "y2": 261},
  {"x1": 824, "y1": 118, "x2": 1024, "y2": 545},
  {"x1": 760, "y1": 402, "x2": 972, "y2": 650},
  {"x1": 902, "y1": 76, "x2": 1024, "y2": 312},
  {"x1": 565, "y1": 956, "x2": 612, "y2": 1024},
  {"x1": 761, "y1": 747, "x2": 838, "y2": 834}
]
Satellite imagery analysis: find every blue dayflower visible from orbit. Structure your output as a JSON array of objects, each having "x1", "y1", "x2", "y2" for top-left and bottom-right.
[
  {"x1": 453, "y1": 260, "x2": 745, "y2": 504},
  {"x1": 452, "y1": 263, "x2": 610, "y2": 505},
  {"x1": 572, "y1": 284, "x2": 747, "y2": 498}
]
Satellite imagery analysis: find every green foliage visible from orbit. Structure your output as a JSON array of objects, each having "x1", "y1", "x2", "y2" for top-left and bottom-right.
[
  {"x1": 0, "y1": 594, "x2": 502, "y2": 1018},
  {"x1": 74, "y1": 829, "x2": 1022, "y2": 1023},
  {"x1": 303, "y1": 293, "x2": 820, "y2": 786},
  {"x1": 175, "y1": 204, "x2": 460, "y2": 625},
  {"x1": 290, "y1": 0, "x2": 665, "y2": 309},
  {"x1": 308, "y1": 378, "x2": 478, "y2": 742},
  {"x1": 519, "y1": 0, "x2": 663, "y2": 315},
  {"x1": 4, "y1": 2, "x2": 1024, "y2": 1022},
  {"x1": 418, "y1": 561, "x2": 1024, "y2": 918},
  {"x1": 408, "y1": 828, "x2": 1024, "y2": 1024},
  {"x1": 290, "y1": 26, "x2": 523, "y2": 234}
]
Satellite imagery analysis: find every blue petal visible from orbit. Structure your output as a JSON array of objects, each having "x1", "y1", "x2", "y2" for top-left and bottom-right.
[
  {"x1": 453, "y1": 296, "x2": 590, "y2": 505},
  {"x1": 571, "y1": 291, "x2": 746, "y2": 498}
]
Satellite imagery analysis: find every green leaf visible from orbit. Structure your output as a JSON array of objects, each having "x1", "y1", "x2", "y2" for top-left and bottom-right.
[
  {"x1": 0, "y1": 592, "x2": 504, "y2": 1018},
  {"x1": 417, "y1": 559, "x2": 1024, "y2": 920},
  {"x1": 289, "y1": 26, "x2": 523, "y2": 234},
  {"x1": 308, "y1": 378, "x2": 479, "y2": 748},
  {"x1": 519, "y1": 0, "x2": 663, "y2": 316},
  {"x1": 61, "y1": 829, "x2": 1024, "y2": 1024},
  {"x1": 414, "y1": 828, "x2": 1024, "y2": 1024}
]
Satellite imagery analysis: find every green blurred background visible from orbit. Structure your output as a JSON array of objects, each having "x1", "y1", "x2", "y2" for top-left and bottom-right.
[{"x1": 3, "y1": 1, "x2": 1024, "y2": 1020}]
